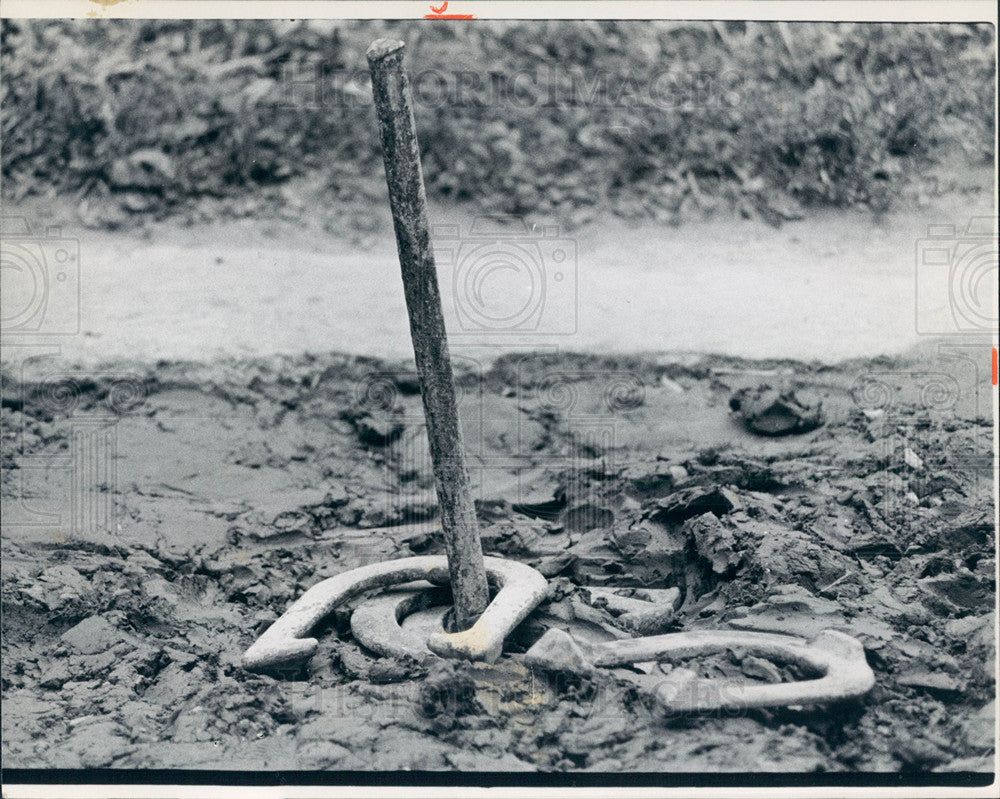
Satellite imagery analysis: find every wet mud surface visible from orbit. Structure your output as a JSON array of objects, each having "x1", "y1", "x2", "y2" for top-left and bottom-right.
[{"x1": 1, "y1": 347, "x2": 995, "y2": 772}]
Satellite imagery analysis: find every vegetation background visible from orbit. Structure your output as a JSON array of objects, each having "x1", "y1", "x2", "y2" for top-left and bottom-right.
[{"x1": 1, "y1": 20, "x2": 995, "y2": 231}]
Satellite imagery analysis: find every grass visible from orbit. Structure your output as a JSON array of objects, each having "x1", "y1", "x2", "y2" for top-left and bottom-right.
[{"x1": 1, "y1": 20, "x2": 994, "y2": 229}]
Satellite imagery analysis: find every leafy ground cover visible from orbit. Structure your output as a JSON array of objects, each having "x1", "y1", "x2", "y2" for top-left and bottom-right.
[{"x1": 2, "y1": 20, "x2": 994, "y2": 231}]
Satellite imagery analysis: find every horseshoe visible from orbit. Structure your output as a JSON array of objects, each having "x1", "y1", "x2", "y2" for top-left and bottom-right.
[
  {"x1": 350, "y1": 586, "x2": 449, "y2": 660},
  {"x1": 524, "y1": 627, "x2": 875, "y2": 713},
  {"x1": 242, "y1": 555, "x2": 547, "y2": 671}
]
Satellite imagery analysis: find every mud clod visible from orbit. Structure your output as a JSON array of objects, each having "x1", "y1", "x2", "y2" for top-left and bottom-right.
[
  {"x1": 418, "y1": 662, "x2": 484, "y2": 720},
  {"x1": 730, "y1": 386, "x2": 824, "y2": 436}
]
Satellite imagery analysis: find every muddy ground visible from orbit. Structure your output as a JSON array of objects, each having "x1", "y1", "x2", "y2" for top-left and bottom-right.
[{"x1": 1, "y1": 346, "x2": 995, "y2": 772}]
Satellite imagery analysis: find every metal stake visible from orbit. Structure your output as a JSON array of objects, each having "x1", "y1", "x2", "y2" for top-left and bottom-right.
[{"x1": 367, "y1": 38, "x2": 489, "y2": 630}]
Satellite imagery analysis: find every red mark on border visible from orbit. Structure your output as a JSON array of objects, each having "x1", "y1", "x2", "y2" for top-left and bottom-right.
[
  {"x1": 425, "y1": 2, "x2": 475, "y2": 19},
  {"x1": 992, "y1": 347, "x2": 998, "y2": 386}
]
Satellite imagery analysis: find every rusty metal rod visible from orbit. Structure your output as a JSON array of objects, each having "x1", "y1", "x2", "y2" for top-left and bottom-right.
[{"x1": 366, "y1": 38, "x2": 489, "y2": 630}]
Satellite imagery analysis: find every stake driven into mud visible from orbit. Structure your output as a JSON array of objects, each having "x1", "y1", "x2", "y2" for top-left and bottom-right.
[{"x1": 366, "y1": 38, "x2": 490, "y2": 630}]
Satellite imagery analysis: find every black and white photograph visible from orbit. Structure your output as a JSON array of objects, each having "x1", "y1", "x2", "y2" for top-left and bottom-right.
[{"x1": 1, "y1": 1, "x2": 997, "y2": 794}]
